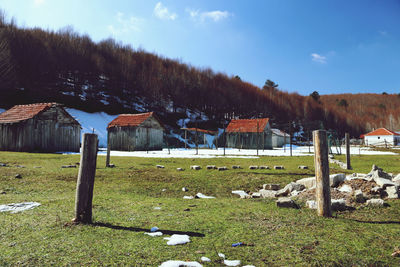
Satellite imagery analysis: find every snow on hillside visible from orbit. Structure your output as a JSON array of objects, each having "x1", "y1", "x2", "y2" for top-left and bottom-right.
[
  {"x1": 0, "y1": 108, "x2": 5, "y2": 114},
  {"x1": 66, "y1": 108, "x2": 118, "y2": 147}
]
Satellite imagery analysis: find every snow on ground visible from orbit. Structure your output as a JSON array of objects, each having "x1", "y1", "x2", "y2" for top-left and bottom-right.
[
  {"x1": 0, "y1": 108, "x2": 5, "y2": 114},
  {"x1": 159, "y1": 260, "x2": 202, "y2": 267},
  {"x1": 66, "y1": 108, "x2": 118, "y2": 147},
  {"x1": 91, "y1": 145, "x2": 397, "y2": 159},
  {"x1": 164, "y1": 234, "x2": 191, "y2": 245},
  {"x1": 0, "y1": 202, "x2": 41, "y2": 213}
]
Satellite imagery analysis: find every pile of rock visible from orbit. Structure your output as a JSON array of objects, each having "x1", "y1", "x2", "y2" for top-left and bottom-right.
[{"x1": 233, "y1": 165, "x2": 399, "y2": 210}]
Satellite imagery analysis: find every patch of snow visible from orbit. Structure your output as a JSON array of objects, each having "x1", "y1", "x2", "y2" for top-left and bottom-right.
[
  {"x1": 200, "y1": 256, "x2": 211, "y2": 262},
  {"x1": 0, "y1": 202, "x2": 41, "y2": 213},
  {"x1": 223, "y1": 260, "x2": 241, "y2": 266},
  {"x1": 144, "y1": 232, "x2": 163, "y2": 237},
  {"x1": 100, "y1": 99, "x2": 110, "y2": 105},
  {"x1": 66, "y1": 108, "x2": 118, "y2": 147},
  {"x1": 164, "y1": 234, "x2": 191, "y2": 245},
  {"x1": 195, "y1": 193, "x2": 215, "y2": 199},
  {"x1": 218, "y1": 253, "x2": 225, "y2": 259},
  {"x1": 159, "y1": 260, "x2": 202, "y2": 267},
  {"x1": 232, "y1": 190, "x2": 249, "y2": 198},
  {"x1": 61, "y1": 91, "x2": 75, "y2": 96},
  {"x1": 0, "y1": 108, "x2": 5, "y2": 114},
  {"x1": 183, "y1": 196, "x2": 194, "y2": 199},
  {"x1": 154, "y1": 207, "x2": 162, "y2": 210}
]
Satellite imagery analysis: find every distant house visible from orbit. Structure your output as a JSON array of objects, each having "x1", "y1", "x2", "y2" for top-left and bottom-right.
[
  {"x1": 107, "y1": 112, "x2": 165, "y2": 151},
  {"x1": 0, "y1": 103, "x2": 81, "y2": 152},
  {"x1": 363, "y1": 128, "x2": 400, "y2": 146},
  {"x1": 226, "y1": 118, "x2": 272, "y2": 149},
  {"x1": 271, "y1": 128, "x2": 289, "y2": 148}
]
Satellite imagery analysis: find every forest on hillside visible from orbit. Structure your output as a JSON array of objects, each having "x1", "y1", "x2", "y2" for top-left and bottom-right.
[{"x1": 1, "y1": 12, "x2": 397, "y2": 137}]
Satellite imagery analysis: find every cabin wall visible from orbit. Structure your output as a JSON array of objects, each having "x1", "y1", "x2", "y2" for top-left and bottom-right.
[
  {"x1": 272, "y1": 134, "x2": 287, "y2": 148},
  {"x1": 365, "y1": 135, "x2": 395, "y2": 146},
  {"x1": 226, "y1": 131, "x2": 272, "y2": 149},
  {"x1": 0, "y1": 106, "x2": 80, "y2": 152}
]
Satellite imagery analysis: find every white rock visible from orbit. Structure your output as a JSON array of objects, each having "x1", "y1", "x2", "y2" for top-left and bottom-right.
[
  {"x1": 354, "y1": 189, "x2": 366, "y2": 203},
  {"x1": 296, "y1": 177, "x2": 316, "y2": 189},
  {"x1": 276, "y1": 197, "x2": 299, "y2": 209},
  {"x1": 374, "y1": 177, "x2": 395, "y2": 189},
  {"x1": 366, "y1": 198, "x2": 385, "y2": 207},
  {"x1": 223, "y1": 260, "x2": 241, "y2": 266},
  {"x1": 251, "y1": 192, "x2": 261, "y2": 198},
  {"x1": 296, "y1": 174, "x2": 346, "y2": 189},
  {"x1": 331, "y1": 199, "x2": 347, "y2": 211},
  {"x1": 200, "y1": 257, "x2": 211, "y2": 262},
  {"x1": 274, "y1": 165, "x2": 284, "y2": 169},
  {"x1": 276, "y1": 182, "x2": 305, "y2": 197},
  {"x1": 164, "y1": 234, "x2": 191, "y2": 245},
  {"x1": 156, "y1": 165, "x2": 165, "y2": 168},
  {"x1": 182, "y1": 187, "x2": 189, "y2": 192},
  {"x1": 159, "y1": 260, "x2": 202, "y2": 267},
  {"x1": 191, "y1": 165, "x2": 201, "y2": 170},
  {"x1": 195, "y1": 193, "x2": 215, "y2": 199},
  {"x1": 393, "y1": 174, "x2": 400, "y2": 182},
  {"x1": 218, "y1": 166, "x2": 228, "y2": 171},
  {"x1": 386, "y1": 186, "x2": 399, "y2": 199},
  {"x1": 183, "y1": 196, "x2": 194, "y2": 199},
  {"x1": 177, "y1": 168, "x2": 184, "y2": 171},
  {"x1": 218, "y1": 253, "x2": 225, "y2": 259},
  {"x1": 232, "y1": 190, "x2": 249, "y2": 198},
  {"x1": 206, "y1": 165, "x2": 216, "y2": 170},
  {"x1": 144, "y1": 232, "x2": 163, "y2": 237},
  {"x1": 249, "y1": 166, "x2": 258, "y2": 169},
  {"x1": 259, "y1": 189, "x2": 277, "y2": 198},
  {"x1": 338, "y1": 184, "x2": 353, "y2": 193},
  {"x1": 306, "y1": 200, "x2": 317, "y2": 209},
  {"x1": 263, "y1": 184, "x2": 280, "y2": 190}
]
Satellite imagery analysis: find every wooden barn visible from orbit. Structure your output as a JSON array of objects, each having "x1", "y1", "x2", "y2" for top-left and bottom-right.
[
  {"x1": 0, "y1": 103, "x2": 81, "y2": 152},
  {"x1": 271, "y1": 128, "x2": 289, "y2": 148},
  {"x1": 226, "y1": 118, "x2": 272, "y2": 149},
  {"x1": 107, "y1": 112, "x2": 165, "y2": 151}
]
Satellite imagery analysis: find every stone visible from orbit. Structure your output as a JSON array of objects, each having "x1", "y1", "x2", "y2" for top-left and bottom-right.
[
  {"x1": 191, "y1": 165, "x2": 201, "y2": 170},
  {"x1": 374, "y1": 177, "x2": 395, "y2": 189},
  {"x1": 15, "y1": 165, "x2": 25, "y2": 168},
  {"x1": 338, "y1": 184, "x2": 353, "y2": 193},
  {"x1": 107, "y1": 164, "x2": 115, "y2": 168},
  {"x1": 393, "y1": 174, "x2": 400, "y2": 182},
  {"x1": 276, "y1": 197, "x2": 299, "y2": 209},
  {"x1": 385, "y1": 186, "x2": 399, "y2": 199},
  {"x1": 276, "y1": 182, "x2": 305, "y2": 197},
  {"x1": 156, "y1": 165, "x2": 165, "y2": 169},
  {"x1": 218, "y1": 166, "x2": 228, "y2": 171},
  {"x1": 251, "y1": 192, "x2": 261, "y2": 198},
  {"x1": 206, "y1": 165, "x2": 216, "y2": 170},
  {"x1": 0, "y1": 163, "x2": 8, "y2": 167},
  {"x1": 259, "y1": 166, "x2": 270, "y2": 169},
  {"x1": 232, "y1": 190, "x2": 250, "y2": 199},
  {"x1": 177, "y1": 168, "x2": 184, "y2": 171},
  {"x1": 259, "y1": 189, "x2": 277, "y2": 198},
  {"x1": 331, "y1": 199, "x2": 347, "y2": 211},
  {"x1": 182, "y1": 187, "x2": 189, "y2": 192},
  {"x1": 249, "y1": 166, "x2": 258, "y2": 170},
  {"x1": 330, "y1": 173, "x2": 346, "y2": 187},
  {"x1": 263, "y1": 184, "x2": 280, "y2": 190},
  {"x1": 298, "y1": 165, "x2": 309, "y2": 169},
  {"x1": 61, "y1": 165, "x2": 76, "y2": 168},
  {"x1": 274, "y1": 166, "x2": 284, "y2": 170},
  {"x1": 371, "y1": 186, "x2": 383, "y2": 195},
  {"x1": 15, "y1": 174, "x2": 22, "y2": 179},
  {"x1": 296, "y1": 177, "x2": 316, "y2": 189},
  {"x1": 275, "y1": 187, "x2": 289, "y2": 197},
  {"x1": 306, "y1": 200, "x2": 317, "y2": 209},
  {"x1": 354, "y1": 189, "x2": 366, "y2": 203},
  {"x1": 366, "y1": 198, "x2": 385, "y2": 207},
  {"x1": 290, "y1": 190, "x2": 302, "y2": 197},
  {"x1": 365, "y1": 164, "x2": 393, "y2": 182},
  {"x1": 231, "y1": 165, "x2": 241, "y2": 169},
  {"x1": 0, "y1": 191, "x2": 6, "y2": 194}
]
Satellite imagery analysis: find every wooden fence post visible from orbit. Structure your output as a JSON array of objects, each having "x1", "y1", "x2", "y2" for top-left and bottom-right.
[
  {"x1": 256, "y1": 120, "x2": 259, "y2": 156},
  {"x1": 313, "y1": 130, "x2": 332, "y2": 217},
  {"x1": 223, "y1": 127, "x2": 226, "y2": 156},
  {"x1": 74, "y1": 133, "x2": 98, "y2": 224},
  {"x1": 184, "y1": 129, "x2": 187, "y2": 149},
  {"x1": 106, "y1": 131, "x2": 111, "y2": 167},
  {"x1": 345, "y1": 133, "x2": 351, "y2": 170}
]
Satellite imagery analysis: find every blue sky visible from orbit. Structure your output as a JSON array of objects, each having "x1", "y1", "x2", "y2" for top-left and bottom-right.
[{"x1": 0, "y1": 0, "x2": 399, "y2": 95}]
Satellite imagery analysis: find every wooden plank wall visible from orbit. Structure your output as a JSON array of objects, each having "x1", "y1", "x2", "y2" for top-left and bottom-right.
[{"x1": 226, "y1": 131, "x2": 272, "y2": 149}]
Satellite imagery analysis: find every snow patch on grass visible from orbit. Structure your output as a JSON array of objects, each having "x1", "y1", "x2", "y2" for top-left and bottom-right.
[
  {"x1": 164, "y1": 234, "x2": 191, "y2": 245},
  {"x1": 0, "y1": 202, "x2": 41, "y2": 213},
  {"x1": 159, "y1": 260, "x2": 202, "y2": 267}
]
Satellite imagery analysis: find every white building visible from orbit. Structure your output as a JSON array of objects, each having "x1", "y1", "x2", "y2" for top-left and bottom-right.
[
  {"x1": 363, "y1": 128, "x2": 400, "y2": 146},
  {"x1": 271, "y1": 128, "x2": 290, "y2": 148}
]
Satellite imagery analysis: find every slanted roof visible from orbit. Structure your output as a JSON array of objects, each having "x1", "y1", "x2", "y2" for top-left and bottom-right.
[
  {"x1": 226, "y1": 118, "x2": 270, "y2": 133},
  {"x1": 271, "y1": 128, "x2": 289, "y2": 137},
  {"x1": 364, "y1": 128, "x2": 400, "y2": 137},
  {"x1": 107, "y1": 112, "x2": 163, "y2": 129},
  {"x1": 181, "y1": 128, "x2": 217, "y2": 135},
  {"x1": 0, "y1": 103, "x2": 57, "y2": 124}
]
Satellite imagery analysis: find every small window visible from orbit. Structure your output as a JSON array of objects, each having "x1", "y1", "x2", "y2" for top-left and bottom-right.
[{"x1": 378, "y1": 137, "x2": 380, "y2": 139}]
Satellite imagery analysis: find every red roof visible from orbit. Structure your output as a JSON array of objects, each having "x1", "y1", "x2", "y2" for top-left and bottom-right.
[
  {"x1": 0, "y1": 103, "x2": 58, "y2": 124},
  {"x1": 364, "y1": 128, "x2": 399, "y2": 136},
  {"x1": 182, "y1": 128, "x2": 217, "y2": 135},
  {"x1": 226, "y1": 118, "x2": 270, "y2": 133},
  {"x1": 107, "y1": 112, "x2": 158, "y2": 128}
]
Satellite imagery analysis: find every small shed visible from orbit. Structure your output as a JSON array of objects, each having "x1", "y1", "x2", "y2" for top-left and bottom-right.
[
  {"x1": 107, "y1": 112, "x2": 165, "y2": 151},
  {"x1": 363, "y1": 128, "x2": 400, "y2": 146},
  {"x1": 0, "y1": 103, "x2": 81, "y2": 152},
  {"x1": 226, "y1": 118, "x2": 272, "y2": 149},
  {"x1": 271, "y1": 128, "x2": 289, "y2": 148}
]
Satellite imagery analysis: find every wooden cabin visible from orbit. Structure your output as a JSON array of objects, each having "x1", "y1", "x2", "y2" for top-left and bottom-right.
[
  {"x1": 0, "y1": 103, "x2": 81, "y2": 152},
  {"x1": 271, "y1": 128, "x2": 290, "y2": 148},
  {"x1": 107, "y1": 112, "x2": 165, "y2": 151},
  {"x1": 226, "y1": 118, "x2": 272, "y2": 149}
]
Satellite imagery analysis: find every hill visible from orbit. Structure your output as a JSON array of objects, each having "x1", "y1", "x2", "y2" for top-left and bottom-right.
[{"x1": 1, "y1": 15, "x2": 390, "y2": 140}]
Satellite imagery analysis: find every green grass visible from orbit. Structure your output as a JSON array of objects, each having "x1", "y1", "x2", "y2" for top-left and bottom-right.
[{"x1": 0, "y1": 152, "x2": 400, "y2": 266}]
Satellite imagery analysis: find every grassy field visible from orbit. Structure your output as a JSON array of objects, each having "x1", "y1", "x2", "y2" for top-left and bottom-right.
[{"x1": 0, "y1": 151, "x2": 400, "y2": 266}]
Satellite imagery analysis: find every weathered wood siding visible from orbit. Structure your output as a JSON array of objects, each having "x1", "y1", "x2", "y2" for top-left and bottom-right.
[
  {"x1": 108, "y1": 117, "x2": 164, "y2": 151},
  {"x1": 0, "y1": 106, "x2": 80, "y2": 152},
  {"x1": 226, "y1": 124, "x2": 272, "y2": 149},
  {"x1": 272, "y1": 134, "x2": 286, "y2": 148}
]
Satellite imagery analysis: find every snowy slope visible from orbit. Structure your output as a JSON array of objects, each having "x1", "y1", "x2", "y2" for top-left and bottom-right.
[
  {"x1": 66, "y1": 108, "x2": 118, "y2": 147},
  {"x1": 0, "y1": 108, "x2": 5, "y2": 114}
]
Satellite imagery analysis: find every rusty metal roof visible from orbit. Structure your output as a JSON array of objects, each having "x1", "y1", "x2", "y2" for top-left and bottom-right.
[
  {"x1": 364, "y1": 128, "x2": 399, "y2": 136},
  {"x1": 226, "y1": 118, "x2": 270, "y2": 133},
  {"x1": 107, "y1": 112, "x2": 162, "y2": 129},
  {"x1": 181, "y1": 128, "x2": 217, "y2": 135},
  {"x1": 0, "y1": 103, "x2": 58, "y2": 124}
]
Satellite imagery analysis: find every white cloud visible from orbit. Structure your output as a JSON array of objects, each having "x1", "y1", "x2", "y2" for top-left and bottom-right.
[
  {"x1": 154, "y1": 2, "x2": 177, "y2": 21},
  {"x1": 33, "y1": 0, "x2": 45, "y2": 6},
  {"x1": 107, "y1": 12, "x2": 143, "y2": 36},
  {"x1": 187, "y1": 9, "x2": 232, "y2": 22},
  {"x1": 311, "y1": 53, "x2": 327, "y2": 64}
]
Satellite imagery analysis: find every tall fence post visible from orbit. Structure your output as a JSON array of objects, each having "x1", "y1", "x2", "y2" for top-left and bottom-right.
[
  {"x1": 106, "y1": 131, "x2": 111, "y2": 167},
  {"x1": 223, "y1": 126, "x2": 226, "y2": 156},
  {"x1": 74, "y1": 133, "x2": 98, "y2": 224},
  {"x1": 313, "y1": 130, "x2": 332, "y2": 217},
  {"x1": 345, "y1": 133, "x2": 351, "y2": 170}
]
